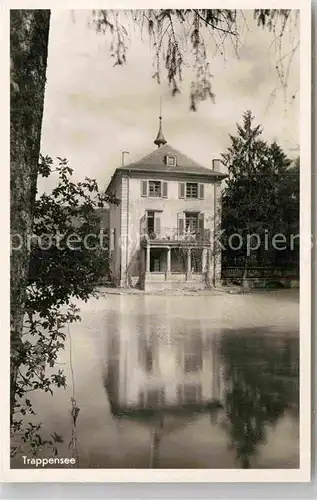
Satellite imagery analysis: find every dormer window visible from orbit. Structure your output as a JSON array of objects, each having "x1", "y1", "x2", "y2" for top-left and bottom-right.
[{"x1": 166, "y1": 155, "x2": 177, "y2": 167}]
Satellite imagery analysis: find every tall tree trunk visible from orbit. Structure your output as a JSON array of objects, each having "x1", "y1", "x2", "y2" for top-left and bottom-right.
[
  {"x1": 10, "y1": 10, "x2": 50, "y2": 424},
  {"x1": 241, "y1": 225, "x2": 250, "y2": 289}
]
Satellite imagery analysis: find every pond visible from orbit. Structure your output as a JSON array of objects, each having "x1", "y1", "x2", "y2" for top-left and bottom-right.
[{"x1": 13, "y1": 289, "x2": 299, "y2": 469}]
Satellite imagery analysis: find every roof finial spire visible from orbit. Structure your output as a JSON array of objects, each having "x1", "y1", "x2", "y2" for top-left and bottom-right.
[{"x1": 154, "y1": 96, "x2": 167, "y2": 148}]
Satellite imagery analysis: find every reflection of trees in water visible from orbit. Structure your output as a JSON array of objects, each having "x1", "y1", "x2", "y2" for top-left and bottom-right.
[{"x1": 220, "y1": 332, "x2": 299, "y2": 468}]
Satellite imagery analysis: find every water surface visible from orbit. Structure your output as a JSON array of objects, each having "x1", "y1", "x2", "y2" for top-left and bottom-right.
[{"x1": 13, "y1": 290, "x2": 299, "y2": 469}]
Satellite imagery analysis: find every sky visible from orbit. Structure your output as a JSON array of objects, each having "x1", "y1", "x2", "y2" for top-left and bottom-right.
[{"x1": 39, "y1": 9, "x2": 300, "y2": 193}]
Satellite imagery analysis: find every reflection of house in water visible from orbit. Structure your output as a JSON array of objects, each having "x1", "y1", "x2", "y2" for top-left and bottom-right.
[{"x1": 104, "y1": 299, "x2": 225, "y2": 414}]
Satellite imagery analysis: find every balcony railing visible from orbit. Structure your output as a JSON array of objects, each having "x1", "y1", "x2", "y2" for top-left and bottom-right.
[{"x1": 141, "y1": 227, "x2": 211, "y2": 243}]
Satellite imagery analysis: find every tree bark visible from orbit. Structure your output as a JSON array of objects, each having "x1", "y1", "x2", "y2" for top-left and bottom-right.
[{"x1": 10, "y1": 10, "x2": 50, "y2": 423}]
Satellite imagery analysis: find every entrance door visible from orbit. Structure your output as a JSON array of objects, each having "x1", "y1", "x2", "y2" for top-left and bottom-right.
[
  {"x1": 149, "y1": 249, "x2": 166, "y2": 272},
  {"x1": 150, "y1": 250, "x2": 161, "y2": 272}
]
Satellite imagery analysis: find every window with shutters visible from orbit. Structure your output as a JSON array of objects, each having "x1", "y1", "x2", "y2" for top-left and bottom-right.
[
  {"x1": 146, "y1": 211, "x2": 161, "y2": 238},
  {"x1": 179, "y1": 213, "x2": 204, "y2": 241},
  {"x1": 186, "y1": 183, "x2": 198, "y2": 198},
  {"x1": 179, "y1": 182, "x2": 204, "y2": 199},
  {"x1": 185, "y1": 213, "x2": 198, "y2": 232},
  {"x1": 147, "y1": 211, "x2": 155, "y2": 233},
  {"x1": 149, "y1": 180, "x2": 161, "y2": 197},
  {"x1": 141, "y1": 180, "x2": 168, "y2": 198}
]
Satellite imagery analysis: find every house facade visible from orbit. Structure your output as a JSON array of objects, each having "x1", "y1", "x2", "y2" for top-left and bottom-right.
[{"x1": 105, "y1": 118, "x2": 227, "y2": 291}]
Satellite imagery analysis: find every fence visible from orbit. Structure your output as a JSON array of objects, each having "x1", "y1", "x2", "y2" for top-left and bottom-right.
[{"x1": 221, "y1": 266, "x2": 299, "y2": 280}]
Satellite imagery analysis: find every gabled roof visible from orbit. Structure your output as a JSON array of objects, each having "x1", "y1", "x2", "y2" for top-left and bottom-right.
[{"x1": 117, "y1": 144, "x2": 225, "y2": 178}]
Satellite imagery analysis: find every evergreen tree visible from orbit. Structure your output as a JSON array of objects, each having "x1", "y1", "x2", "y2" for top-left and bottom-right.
[
  {"x1": 222, "y1": 111, "x2": 298, "y2": 280},
  {"x1": 272, "y1": 153, "x2": 299, "y2": 269},
  {"x1": 222, "y1": 111, "x2": 270, "y2": 273}
]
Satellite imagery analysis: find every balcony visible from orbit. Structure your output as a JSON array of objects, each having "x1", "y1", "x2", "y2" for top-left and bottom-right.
[{"x1": 140, "y1": 227, "x2": 211, "y2": 246}]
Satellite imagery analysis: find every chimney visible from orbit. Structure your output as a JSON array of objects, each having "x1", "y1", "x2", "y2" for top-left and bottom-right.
[{"x1": 212, "y1": 159, "x2": 222, "y2": 172}]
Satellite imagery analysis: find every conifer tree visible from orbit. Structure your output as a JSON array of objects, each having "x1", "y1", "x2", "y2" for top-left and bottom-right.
[
  {"x1": 222, "y1": 111, "x2": 269, "y2": 275},
  {"x1": 222, "y1": 111, "x2": 297, "y2": 281}
]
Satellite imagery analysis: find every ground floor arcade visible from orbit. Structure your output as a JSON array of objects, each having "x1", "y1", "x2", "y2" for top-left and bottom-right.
[{"x1": 140, "y1": 243, "x2": 216, "y2": 291}]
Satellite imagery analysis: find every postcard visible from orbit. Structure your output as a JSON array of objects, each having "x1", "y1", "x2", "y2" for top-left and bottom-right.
[{"x1": 1, "y1": 0, "x2": 311, "y2": 483}]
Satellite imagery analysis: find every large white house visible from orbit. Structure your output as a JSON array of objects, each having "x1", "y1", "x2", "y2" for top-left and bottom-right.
[{"x1": 105, "y1": 117, "x2": 227, "y2": 291}]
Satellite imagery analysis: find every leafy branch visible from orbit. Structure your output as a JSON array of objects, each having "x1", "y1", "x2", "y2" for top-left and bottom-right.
[
  {"x1": 11, "y1": 155, "x2": 119, "y2": 459},
  {"x1": 92, "y1": 9, "x2": 299, "y2": 110}
]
